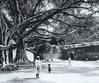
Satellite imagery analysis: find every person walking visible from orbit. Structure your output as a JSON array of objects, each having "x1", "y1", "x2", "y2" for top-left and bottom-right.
[
  {"x1": 35, "y1": 56, "x2": 41, "y2": 78},
  {"x1": 68, "y1": 57, "x2": 71, "y2": 65}
]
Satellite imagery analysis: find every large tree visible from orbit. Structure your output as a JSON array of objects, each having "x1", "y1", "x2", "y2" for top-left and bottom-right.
[{"x1": 0, "y1": 0, "x2": 99, "y2": 63}]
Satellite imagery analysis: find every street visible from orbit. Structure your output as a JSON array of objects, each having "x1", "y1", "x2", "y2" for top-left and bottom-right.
[{"x1": 0, "y1": 60, "x2": 99, "y2": 83}]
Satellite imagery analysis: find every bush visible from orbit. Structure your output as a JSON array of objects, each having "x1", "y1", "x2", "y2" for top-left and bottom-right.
[{"x1": 1, "y1": 64, "x2": 19, "y2": 71}]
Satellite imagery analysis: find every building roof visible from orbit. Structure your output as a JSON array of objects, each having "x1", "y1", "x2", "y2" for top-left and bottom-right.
[{"x1": 63, "y1": 41, "x2": 99, "y2": 49}]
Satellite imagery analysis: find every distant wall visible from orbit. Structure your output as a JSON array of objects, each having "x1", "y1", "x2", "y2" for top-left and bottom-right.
[
  {"x1": 71, "y1": 45, "x2": 99, "y2": 60},
  {"x1": 59, "y1": 45, "x2": 99, "y2": 60}
]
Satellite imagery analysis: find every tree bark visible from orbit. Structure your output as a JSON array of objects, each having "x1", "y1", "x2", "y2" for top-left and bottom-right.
[
  {"x1": 14, "y1": 39, "x2": 29, "y2": 63},
  {"x1": 0, "y1": 26, "x2": 3, "y2": 66},
  {"x1": 4, "y1": 51, "x2": 7, "y2": 63},
  {"x1": 0, "y1": 51, "x2": 3, "y2": 66},
  {"x1": 8, "y1": 49, "x2": 13, "y2": 63}
]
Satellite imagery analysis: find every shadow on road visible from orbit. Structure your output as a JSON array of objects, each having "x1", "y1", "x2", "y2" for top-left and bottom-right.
[{"x1": 5, "y1": 77, "x2": 54, "y2": 83}]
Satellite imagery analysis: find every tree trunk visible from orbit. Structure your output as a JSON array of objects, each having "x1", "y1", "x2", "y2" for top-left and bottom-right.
[
  {"x1": 14, "y1": 39, "x2": 29, "y2": 63},
  {"x1": 0, "y1": 27, "x2": 3, "y2": 66},
  {"x1": 0, "y1": 51, "x2": 3, "y2": 66},
  {"x1": 8, "y1": 49, "x2": 13, "y2": 63},
  {"x1": 4, "y1": 51, "x2": 7, "y2": 63}
]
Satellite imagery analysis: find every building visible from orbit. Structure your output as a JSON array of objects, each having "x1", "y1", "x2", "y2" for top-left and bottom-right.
[{"x1": 63, "y1": 41, "x2": 99, "y2": 60}]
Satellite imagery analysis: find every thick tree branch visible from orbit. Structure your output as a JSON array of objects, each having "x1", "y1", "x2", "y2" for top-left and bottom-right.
[
  {"x1": 51, "y1": 18, "x2": 87, "y2": 27},
  {"x1": 20, "y1": 9, "x2": 62, "y2": 39},
  {"x1": 37, "y1": 28, "x2": 64, "y2": 36},
  {"x1": 35, "y1": 30, "x2": 53, "y2": 37},
  {"x1": 62, "y1": 11, "x2": 87, "y2": 19},
  {"x1": 18, "y1": 11, "x2": 46, "y2": 33},
  {"x1": 25, "y1": 36, "x2": 52, "y2": 43}
]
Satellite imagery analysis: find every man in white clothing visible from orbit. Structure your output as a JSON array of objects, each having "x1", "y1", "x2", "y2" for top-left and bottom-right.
[{"x1": 35, "y1": 56, "x2": 41, "y2": 78}]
